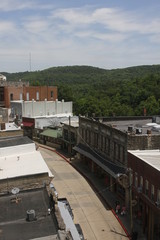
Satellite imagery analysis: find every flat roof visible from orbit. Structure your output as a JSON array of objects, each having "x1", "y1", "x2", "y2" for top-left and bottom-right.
[
  {"x1": 40, "y1": 129, "x2": 62, "y2": 138},
  {"x1": 0, "y1": 150, "x2": 53, "y2": 180},
  {"x1": 62, "y1": 121, "x2": 79, "y2": 128},
  {"x1": 0, "y1": 188, "x2": 58, "y2": 240},
  {"x1": 0, "y1": 136, "x2": 33, "y2": 148},
  {"x1": 128, "y1": 149, "x2": 160, "y2": 171},
  {"x1": 104, "y1": 119, "x2": 160, "y2": 135}
]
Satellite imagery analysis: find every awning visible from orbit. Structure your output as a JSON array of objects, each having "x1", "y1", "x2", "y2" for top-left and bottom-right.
[
  {"x1": 73, "y1": 143, "x2": 126, "y2": 178},
  {"x1": 22, "y1": 122, "x2": 34, "y2": 127}
]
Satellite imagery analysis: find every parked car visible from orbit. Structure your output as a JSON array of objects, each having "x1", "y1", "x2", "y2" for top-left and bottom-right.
[
  {"x1": 58, "y1": 198, "x2": 74, "y2": 219},
  {"x1": 49, "y1": 183, "x2": 58, "y2": 198},
  {"x1": 75, "y1": 224, "x2": 84, "y2": 240}
]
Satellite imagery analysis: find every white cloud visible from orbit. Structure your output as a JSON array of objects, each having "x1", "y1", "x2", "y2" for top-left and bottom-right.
[
  {"x1": 0, "y1": 0, "x2": 53, "y2": 11},
  {"x1": 0, "y1": 3, "x2": 160, "y2": 72},
  {"x1": 51, "y1": 7, "x2": 160, "y2": 37},
  {"x1": 0, "y1": 20, "x2": 15, "y2": 32}
]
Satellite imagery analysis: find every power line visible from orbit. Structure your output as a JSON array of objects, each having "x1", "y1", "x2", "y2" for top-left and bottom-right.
[{"x1": 77, "y1": 129, "x2": 126, "y2": 170}]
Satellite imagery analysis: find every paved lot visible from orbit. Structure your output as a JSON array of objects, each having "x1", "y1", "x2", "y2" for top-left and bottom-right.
[{"x1": 39, "y1": 146, "x2": 128, "y2": 240}]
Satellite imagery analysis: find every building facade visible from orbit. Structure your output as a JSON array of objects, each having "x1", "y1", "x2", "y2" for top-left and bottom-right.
[
  {"x1": 0, "y1": 80, "x2": 57, "y2": 108},
  {"x1": 128, "y1": 150, "x2": 160, "y2": 240},
  {"x1": 11, "y1": 99, "x2": 72, "y2": 121},
  {"x1": 61, "y1": 117, "x2": 79, "y2": 156},
  {"x1": 74, "y1": 116, "x2": 160, "y2": 208}
]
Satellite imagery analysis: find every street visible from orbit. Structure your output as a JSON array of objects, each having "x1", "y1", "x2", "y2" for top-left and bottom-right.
[{"x1": 38, "y1": 146, "x2": 128, "y2": 240}]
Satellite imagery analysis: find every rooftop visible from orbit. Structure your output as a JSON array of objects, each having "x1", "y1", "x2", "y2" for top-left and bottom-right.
[
  {"x1": 0, "y1": 136, "x2": 33, "y2": 148},
  {"x1": 0, "y1": 188, "x2": 58, "y2": 240},
  {"x1": 128, "y1": 149, "x2": 160, "y2": 171},
  {"x1": 0, "y1": 137, "x2": 53, "y2": 180},
  {"x1": 40, "y1": 129, "x2": 62, "y2": 138},
  {"x1": 103, "y1": 118, "x2": 160, "y2": 135}
]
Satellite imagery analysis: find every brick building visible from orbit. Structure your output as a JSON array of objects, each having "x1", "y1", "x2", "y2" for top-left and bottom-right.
[
  {"x1": 74, "y1": 116, "x2": 160, "y2": 208},
  {"x1": 0, "y1": 80, "x2": 57, "y2": 108},
  {"x1": 128, "y1": 150, "x2": 160, "y2": 240}
]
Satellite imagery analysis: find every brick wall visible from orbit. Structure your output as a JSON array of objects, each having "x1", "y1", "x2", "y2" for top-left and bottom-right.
[
  {"x1": 0, "y1": 173, "x2": 52, "y2": 194},
  {"x1": 0, "y1": 130, "x2": 23, "y2": 137},
  {"x1": 4, "y1": 86, "x2": 58, "y2": 108}
]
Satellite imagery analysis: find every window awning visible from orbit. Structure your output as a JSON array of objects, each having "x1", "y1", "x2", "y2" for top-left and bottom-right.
[
  {"x1": 73, "y1": 143, "x2": 126, "y2": 178},
  {"x1": 22, "y1": 122, "x2": 34, "y2": 127}
]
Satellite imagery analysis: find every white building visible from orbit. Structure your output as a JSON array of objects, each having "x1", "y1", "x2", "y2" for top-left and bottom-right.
[
  {"x1": 0, "y1": 136, "x2": 53, "y2": 193},
  {"x1": 0, "y1": 74, "x2": 6, "y2": 81},
  {"x1": 10, "y1": 99, "x2": 73, "y2": 121}
]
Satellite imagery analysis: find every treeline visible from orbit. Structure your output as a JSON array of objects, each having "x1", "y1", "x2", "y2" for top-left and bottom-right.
[{"x1": 3, "y1": 65, "x2": 160, "y2": 117}]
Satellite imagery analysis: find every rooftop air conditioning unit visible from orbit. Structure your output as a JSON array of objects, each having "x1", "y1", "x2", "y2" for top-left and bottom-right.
[
  {"x1": 26, "y1": 209, "x2": 36, "y2": 221},
  {"x1": 128, "y1": 126, "x2": 134, "y2": 132},
  {"x1": 136, "y1": 128, "x2": 142, "y2": 134}
]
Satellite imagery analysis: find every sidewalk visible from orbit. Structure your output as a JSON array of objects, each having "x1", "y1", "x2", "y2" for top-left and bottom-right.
[{"x1": 70, "y1": 158, "x2": 146, "y2": 240}]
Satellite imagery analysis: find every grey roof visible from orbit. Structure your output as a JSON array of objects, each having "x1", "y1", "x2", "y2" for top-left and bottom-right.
[
  {"x1": 103, "y1": 118, "x2": 160, "y2": 135},
  {"x1": 0, "y1": 188, "x2": 58, "y2": 240},
  {"x1": 74, "y1": 143, "x2": 126, "y2": 178},
  {"x1": 0, "y1": 136, "x2": 33, "y2": 148}
]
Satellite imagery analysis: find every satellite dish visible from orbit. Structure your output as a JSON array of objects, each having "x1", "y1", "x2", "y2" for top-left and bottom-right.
[{"x1": 11, "y1": 187, "x2": 20, "y2": 195}]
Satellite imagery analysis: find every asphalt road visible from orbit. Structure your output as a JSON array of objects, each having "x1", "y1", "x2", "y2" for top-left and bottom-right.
[{"x1": 38, "y1": 146, "x2": 128, "y2": 240}]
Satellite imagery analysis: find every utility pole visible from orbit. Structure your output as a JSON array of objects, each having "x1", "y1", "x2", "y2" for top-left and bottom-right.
[
  {"x1": 29, "y1": 52, "x2": 31, "y2": 72},
  {"x1": 129, "y1": 168, "x2": 133, "y2": 236},
  {"x1": 69, "y1": 115, "x2": 72, "y2": 161}
]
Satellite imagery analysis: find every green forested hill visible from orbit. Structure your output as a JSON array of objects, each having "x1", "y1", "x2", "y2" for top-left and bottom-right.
[{"x1": 2, "y1": 65, "x2": 160, "y2": 117}]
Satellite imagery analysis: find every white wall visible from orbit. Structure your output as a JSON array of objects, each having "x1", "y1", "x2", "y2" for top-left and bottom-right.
[
  {"x1": 23, "y1": 99, "x2": 72, "y2": 118},
  {"x1": 11, "y1": 100, "x2": 73, "y2": 119}
]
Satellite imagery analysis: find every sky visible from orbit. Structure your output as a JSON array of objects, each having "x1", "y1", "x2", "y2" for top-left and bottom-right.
[{"x1": 1, "y1": 0, "x2": 160, "y2": 73}]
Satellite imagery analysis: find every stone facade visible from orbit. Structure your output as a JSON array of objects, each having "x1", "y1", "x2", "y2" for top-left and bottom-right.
[{"x1": 75, "y1": 116, "x2": 160, "y2": 210}]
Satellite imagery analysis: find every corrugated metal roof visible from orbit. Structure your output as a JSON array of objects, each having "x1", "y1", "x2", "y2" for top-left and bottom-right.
[{"x1": 40, "y1": 129, "x2": 62, "y2": 138}]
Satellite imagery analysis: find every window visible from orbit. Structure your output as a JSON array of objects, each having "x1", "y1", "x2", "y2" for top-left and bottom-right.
[
  {"x1": 51, "y1": 91, "x2": 53, "y2": 98},
  {"x1": 86, "y1": 130, "x2": 91, "y2": 144},
  {"x1": 36, "y1": 91, "x2": 39, "y2": 100},
  {"x1": 64, "y1": 129, "x2": 68, "y2": 140},
  {"x1": 105, "y1": 138, "x2": 110, "y2": 156},
  {"x1": 135, "y1": 172, "x2": 138, "y2": 188},
  {"x1": 145, "y1": 180, "x2": 149, "y2": 196},
  {"x1": 157, "y1": 189, "x2": 160, "y2": 203},
  {"x1": 101, "y1": 135, "x2": 103, "y2": 150},
  {"x1": 26, "y1": 92, "x2": 29, "y2": 101},
  {"x1": 20, "y1": 93, "x2": 23, "y2": 100},
  {"x1": 140, "y1": 176, "x2": 143, "y2": 187},
  {"x1": 81, "y1": 128, "x2": 84, "y2": 139},
  {"x1": 10, "y1": 93, "x2": 13, "y2": 101},
  {"x1": 94, "y1": 132, "x2": 98, "y2": 147},
  {"x1": 151, "y1": 185, "x2": 154, "y2": 201},
  {"x1": 71, "y1": 132, "x2": 75, "y2": 142}
]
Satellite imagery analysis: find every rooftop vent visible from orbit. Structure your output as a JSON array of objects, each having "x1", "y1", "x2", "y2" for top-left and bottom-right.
[
  {"x1": 128, "y1": 126, "x2": 134, "y2": 132},
  {"x1": 136, "y1": 128, "x2": 142, "y2": 134},
  {"x1": 26, "y1": 209, "x2": 36, "y2": 222}
]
